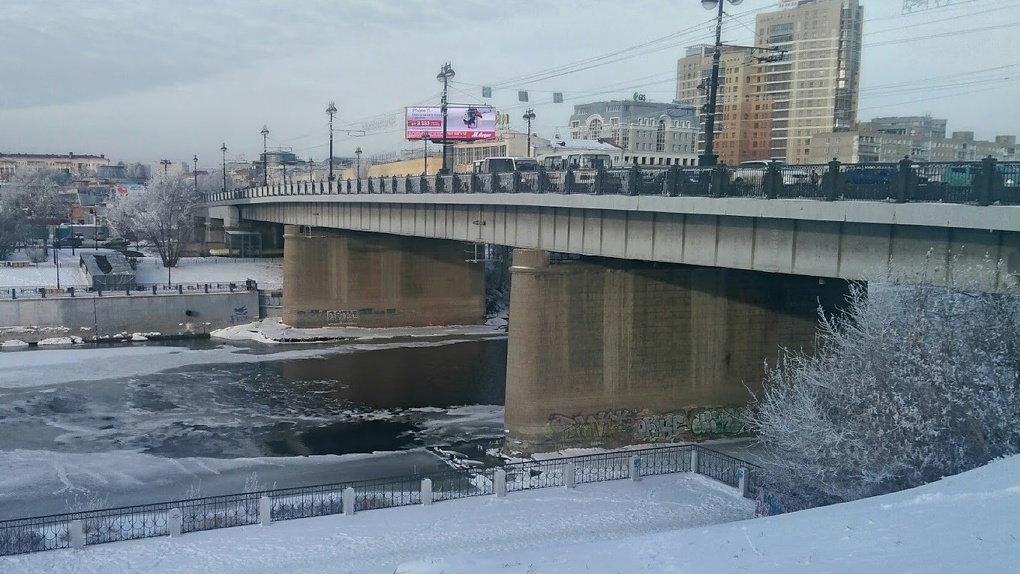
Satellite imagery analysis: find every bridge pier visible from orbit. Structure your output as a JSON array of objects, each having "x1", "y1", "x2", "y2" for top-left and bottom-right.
[
  {"x1": 504, "y1": 249, "x2": 851, "y2": 453},
  {"x1": 282, "y1": 226, "x2": 484, "y2": 328}
]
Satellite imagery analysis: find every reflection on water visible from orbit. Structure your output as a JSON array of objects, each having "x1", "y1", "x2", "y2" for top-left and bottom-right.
[{"x1": 0, "y1": 339, "x2": 507, "y2": 458}]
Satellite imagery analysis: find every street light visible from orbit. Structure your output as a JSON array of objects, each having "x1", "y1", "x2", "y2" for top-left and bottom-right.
[
  {"x1": 193, "y1": 155, "x2": 199, "y2": 193},
  {"x1": 436, "y1": 62, "x2": 455, "y2": 174},
  {"x1": 522, "y1": 109, "x2": 536, "y2": 157},
  {"x1": 220, "y1": 143, "x2": 228, "y2": 193},
  {"x1": 326, "y1": 101, "x2": 337, "y2": 182},
  {"x1": 261, "y1": 125, "x2": 269, "y2": 185},
  {"x1": 160, "y1": 159, "x2": 171, "y2": 177},
  {"x1": 698, "y1": 0, "x2": 744, "y2": 167},
  {"x1": 355, "y1": 147, "x2": 362, "y2": 191},
  {"x1": 420, "y1": 133, "x2": 430, "y2": 175}
]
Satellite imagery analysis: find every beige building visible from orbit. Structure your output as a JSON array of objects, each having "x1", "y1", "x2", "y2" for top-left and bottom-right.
[
  {"x1": 452, "y1": 131, "x2": 549, "y2": 172},
  {"x1": 0, "y1": 152, "x2": 110, "y2": 181},
  {"x1": 677, "y1": 0, "x2": 864, "y2": 165},
  {"x1": 676, "y1": 46, "x2": 773, "y2": 165},
  {"x1": 809, "y1": 120, "x2": 1018, "y2": 164}
]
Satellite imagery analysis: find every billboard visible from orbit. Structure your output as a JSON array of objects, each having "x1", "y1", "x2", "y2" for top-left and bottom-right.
[
  {"x1": 114, "y1": 183, "x2": 146, "y2": 197},
  {"x1": 405, "y1": 106, "x2": 497, "y2": 141}
]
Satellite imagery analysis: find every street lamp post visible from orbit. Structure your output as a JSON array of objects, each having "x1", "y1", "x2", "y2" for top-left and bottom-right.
[
  {"x1": 220, "y1": 143, "x2": 228, "y2": 193},
  {"x1": 699, "y1": 0, "x2": 743, "y2": 167},
  {"x1": 192, "y1": 155, "x2": 198, "y2": 193},
  {"x1": 355, "y1": 147, "x2": 362, "y2": 192},
  {"x1": 436, "y1": 62, "x2": 455, "y2": 174},
  {"x1": 326, "y1": 102, "x2": 337, "y2": 182},
  {"x1": 420, "y1": 133, "x2": 429, "y2": 175},
  {"x1": 160, "y1": 159, "x2": 171, "y2": 177},
  {"x1": 261, "y1": 125, "x2": 269, "y2": 185},
  {"x1": 522, "y1": 109, "x2": 536, "y2": 157}
]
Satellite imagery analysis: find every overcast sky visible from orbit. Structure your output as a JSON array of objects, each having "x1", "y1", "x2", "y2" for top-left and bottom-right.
[{"x1": 1, "y1": 0, "x2": 1017, "y2": 166}]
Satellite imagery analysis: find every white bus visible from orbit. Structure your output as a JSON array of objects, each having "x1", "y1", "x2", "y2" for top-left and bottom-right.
[
  {"x1": 538, "y1": 139, "x2": 623, "y2": 171},
  {"x1": 472, "y1": 157, "x2": 540, "y2": 174}
]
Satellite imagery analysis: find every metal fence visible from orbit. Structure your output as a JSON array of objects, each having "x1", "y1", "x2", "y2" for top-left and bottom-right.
[
  {"x1": 205, "y1": 159, "x2": 1020, "y2": 207},
  {"x1": 0, "y1": 444, "x2": 761, "y2": 557},
  {"x1": 0, "y1": 281, "x2": 256, "y2": 300}
]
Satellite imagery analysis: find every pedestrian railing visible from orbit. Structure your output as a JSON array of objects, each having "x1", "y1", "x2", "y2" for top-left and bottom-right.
[
  {"x1": 0, "y1": 444, "x2": 761, "y2": 557},
  {"x1": 0, "y1": 281, "x2": 255, "y2": 300},
  {"x1": 204, "y1": 159, "x2": 1020, "y2": 208}
]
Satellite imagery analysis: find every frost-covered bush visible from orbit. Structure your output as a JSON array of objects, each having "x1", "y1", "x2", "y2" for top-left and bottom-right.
[{"x1": 748, "y1": 281, "x2": 1020, "y2": 506}]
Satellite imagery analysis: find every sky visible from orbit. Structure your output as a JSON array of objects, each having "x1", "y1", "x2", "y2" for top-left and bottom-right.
[
  {"x1": 1, "y1": 450, "x2": 1016, "y2": 573},
  {"x1": 1, "y1": 0, "x2": 1018, "y2": 167}
]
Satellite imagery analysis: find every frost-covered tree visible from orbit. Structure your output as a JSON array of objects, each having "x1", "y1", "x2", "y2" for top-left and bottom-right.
[
  {"x1": 0, "y1": 167, "x2": 71, "y2": 258},
  {"x1": 748, "y1": 280, "x2": 1020, "y2": 507},
  {"x1": 106, "y1": 175, "x2": 201, "y2": 269}
]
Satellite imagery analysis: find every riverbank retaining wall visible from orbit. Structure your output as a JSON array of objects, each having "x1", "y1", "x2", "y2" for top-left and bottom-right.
[{"x1": 0, "y1": 291, "x2": 258, "y2": 343}]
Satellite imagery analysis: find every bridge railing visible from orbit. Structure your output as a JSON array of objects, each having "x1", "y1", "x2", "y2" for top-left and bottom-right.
[
  {"x1": 204, "y1": 159, "x2": 1020, "y2": 207},
  {"x1": 0, "y1": 443, "x2": 761, "y2": 557}
]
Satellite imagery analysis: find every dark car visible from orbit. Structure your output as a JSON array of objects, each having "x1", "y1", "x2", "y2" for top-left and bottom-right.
[
  {"x1": 53, "y1": 236, "x2": 83, "y2": 248},
  {"x1": 843, "y1": 167, "x2": 896, "y2": 185}
]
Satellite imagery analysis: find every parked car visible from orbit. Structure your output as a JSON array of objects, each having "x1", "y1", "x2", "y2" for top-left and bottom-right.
[
  {"x1": 52, "y1": 236, "x2": 83, "y2": 248},
  {"x1": 731, "y1": 160, "x2": 809, "y2": 187},
  {"x1": 101, "y1": 238, "x2": 131, "y2": 250}
]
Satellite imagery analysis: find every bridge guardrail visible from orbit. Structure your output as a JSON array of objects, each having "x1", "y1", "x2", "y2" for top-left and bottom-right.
[{"x1": 205, "y1": 159, "x2": 1020, "y2": 207}]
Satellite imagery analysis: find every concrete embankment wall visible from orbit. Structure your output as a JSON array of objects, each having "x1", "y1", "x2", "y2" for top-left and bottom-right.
[{"x1": 0, "y1": 292, "x2": 258, "y2": 343}]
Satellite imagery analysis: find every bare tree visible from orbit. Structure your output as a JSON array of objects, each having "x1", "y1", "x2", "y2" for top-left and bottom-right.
[
  {"x1": 748, "y1": 280, "x2": 1020, "y2": 507},
  {"x1": 106, "y1": 175, "x2": 200, "y2": 269},
  {"x1": 0, "y1": 167, "x2": 71, "y2": 258}
]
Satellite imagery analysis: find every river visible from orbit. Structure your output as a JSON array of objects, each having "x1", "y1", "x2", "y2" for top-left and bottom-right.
[{"x1": 0, "y1": 336, "x2": 507, "y2": 519}]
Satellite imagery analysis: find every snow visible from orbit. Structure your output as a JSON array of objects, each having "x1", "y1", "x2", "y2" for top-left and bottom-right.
[
  {"x1": 3, "y1": 456, "x2": 1018, "y2": 573},
  {"x1": 4, "y1": 255, "x2": 1017, "y2": 571},
  {"x1": 0, "y1": 249, "x2": 283, "y2": 290}
]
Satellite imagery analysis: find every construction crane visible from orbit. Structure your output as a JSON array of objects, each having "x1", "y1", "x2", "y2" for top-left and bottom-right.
[{"x1": 902, "y1": 0, "x2": 961, "y2": 14}]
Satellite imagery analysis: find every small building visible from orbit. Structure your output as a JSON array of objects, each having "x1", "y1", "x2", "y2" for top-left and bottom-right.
[{"x1": 80, "y1": 252, "x2": 135, "y2": 291}]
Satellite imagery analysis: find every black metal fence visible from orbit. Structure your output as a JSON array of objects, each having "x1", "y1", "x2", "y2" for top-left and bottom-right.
[
  {"x1": 205, "y1": 159, "x2": 1020, "y2": 207},
  {"x1": 0, "y1": 444, "x2": 761, "y2": 557}
]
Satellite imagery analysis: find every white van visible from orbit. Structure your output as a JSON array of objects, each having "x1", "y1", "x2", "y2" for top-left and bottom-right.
[{"x1": 731, "y1": 160, "x2": 809, "y2": 186}]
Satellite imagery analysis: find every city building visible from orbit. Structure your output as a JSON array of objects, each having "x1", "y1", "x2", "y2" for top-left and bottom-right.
[
  {"x1": 567, "y1": 99, "x2": 699, "y2": 167},
  {"x1": 676, "y1": 0, "x2": 864, "y2": 165},
  {"x1": 676, "y1": 46, "x2": 773, "y2": 165},
  {"x1": 452, "y1": 130, "x2": 549, "y2": 173},
  {"x1": 807, "y1": 116, "x2": 1018, "y2": 164},
  {"x1": 0, "y1": 152, "x2": 110, "y2": 181}
]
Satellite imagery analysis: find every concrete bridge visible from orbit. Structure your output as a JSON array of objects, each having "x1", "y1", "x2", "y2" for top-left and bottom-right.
[{"x1": 204, "y1": 162, "x2": 1020, "y2": 452}]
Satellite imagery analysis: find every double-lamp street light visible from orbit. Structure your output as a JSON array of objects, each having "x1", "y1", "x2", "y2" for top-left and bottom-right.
[
  {"x1": 436, "y1": 62, "x2": 455, "y2": 174},
  {"x1": 698, "y1": 0, "x2": 743, "y2": 167},
  {"x1": 326, "y1": 101, "x2": 337, "y2": 182},
  {"x1": 261, "y1": 125, "x2": 269, "y2": 185},
  {"x1": 522, "y1": 109, "x2": 536, "y2": 157},
  {"x1": 220, "y1": 143, "x2": 228, "y2": 193}
]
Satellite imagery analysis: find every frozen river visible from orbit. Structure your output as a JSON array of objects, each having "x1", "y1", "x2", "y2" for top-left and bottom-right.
[{"x1": 0, "y1": 337, "x2": 507, "y2": 519}]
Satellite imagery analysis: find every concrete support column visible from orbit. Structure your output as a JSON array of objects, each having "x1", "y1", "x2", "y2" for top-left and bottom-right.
[
  {"x1": 282, "y1": 227, "x2": 484, "y2": 328},
  {"x1": 504, "y1": 249, "x2": 850, "y2": 453}
]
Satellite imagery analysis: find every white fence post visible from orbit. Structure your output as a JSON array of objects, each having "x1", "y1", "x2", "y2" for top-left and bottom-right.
[
  {"x1": 168, "y1": 508, "x2": 183, "y2": 538},
  {"x1": 259, "y1": 496, "x2": 272, "y2": 526},
  {"x1": 564, "y1": 462, "x2": 576, "y2": 489},
  {"x1": 738, "y1": 467, "x2": 750, "y2": 498},
  {"x1": 691, "y1": 448, "x2": 700, "y2": 475},
  {"x1": 421, "y1": 478, "x2": 433, "y2": 506},
  {"x1": 343, "y1": 487, "x2": 356, "y2": 515},
  {"x1": 494, "y1": 469, "x2": 507, "y2": 497},
  {"x1": 630, "y1": 455, "x2": 642, "y2": 482},
  {"x1": 69, "y1": 519, "x2": 85, "y2": 549}
]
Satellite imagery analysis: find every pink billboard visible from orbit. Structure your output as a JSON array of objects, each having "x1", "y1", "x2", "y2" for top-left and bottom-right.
[{"x1": 405, "y1": 106, "x2": 497, "y2": 141}]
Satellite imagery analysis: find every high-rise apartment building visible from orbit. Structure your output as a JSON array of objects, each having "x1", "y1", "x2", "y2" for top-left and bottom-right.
[{"x1": 676, "y1": 0, "x2": 863, "y2": 165}]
